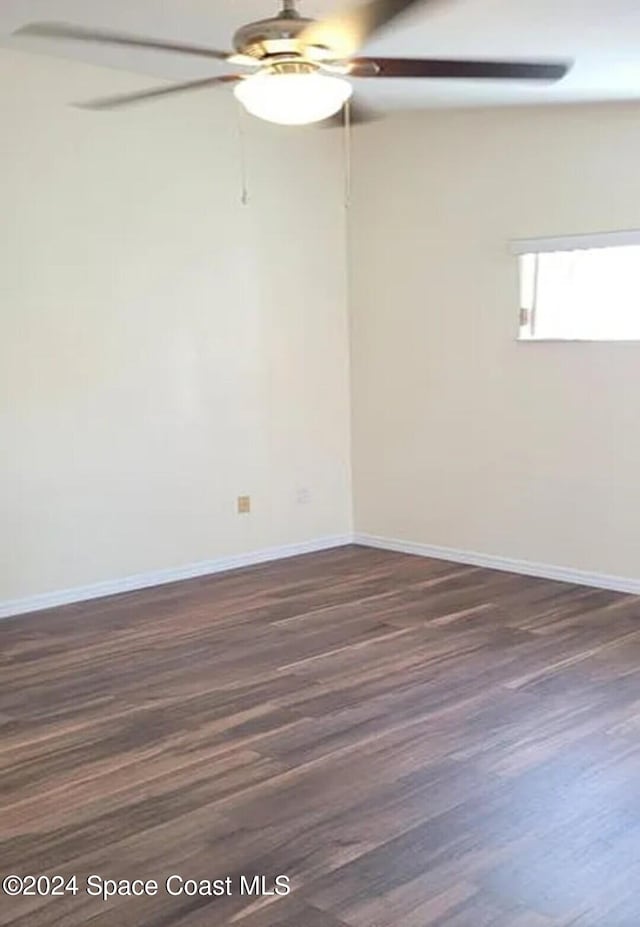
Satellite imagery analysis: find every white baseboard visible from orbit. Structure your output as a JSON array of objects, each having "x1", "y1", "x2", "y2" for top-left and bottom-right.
[
  {"x1": 354, "y1": 533, "x2": 640, "y2": 596},
  {"x1": 0, "y1": 535, "x2": 353, "y2": 620},
  {"x1": 5, "y1": 531, "x2": 637, "y2": 621}
]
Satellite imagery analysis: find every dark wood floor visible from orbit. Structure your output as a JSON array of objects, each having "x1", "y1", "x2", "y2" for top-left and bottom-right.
[{"x1": 2, "y1": 545, "x2": 640, "y2": 926}]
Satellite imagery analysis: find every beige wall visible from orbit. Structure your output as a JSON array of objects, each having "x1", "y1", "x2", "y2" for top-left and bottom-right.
[
  {"x1": 4, "y1": 56, "x2": 639, "y2": 607},
  {"x1": 350, "y1": 103, "x2": 640, "y2": 579},
  {"x1": 0, "y1": 50, "x2": 352, "y2": 603}
]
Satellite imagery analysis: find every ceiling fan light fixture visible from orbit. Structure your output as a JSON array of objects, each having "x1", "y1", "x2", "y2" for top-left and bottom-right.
[{"x1": 234, "y1": 70, "x2": 352, "y2": 125}]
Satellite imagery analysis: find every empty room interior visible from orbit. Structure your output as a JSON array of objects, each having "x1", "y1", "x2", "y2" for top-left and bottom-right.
[{"x1": 3, "y1": 0, "x2": 640, "y2": 924}]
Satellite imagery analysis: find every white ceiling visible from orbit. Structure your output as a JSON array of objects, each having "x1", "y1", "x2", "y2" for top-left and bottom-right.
[{"x1": 2, "y1": 0, "x2": 640, "y2": 110}]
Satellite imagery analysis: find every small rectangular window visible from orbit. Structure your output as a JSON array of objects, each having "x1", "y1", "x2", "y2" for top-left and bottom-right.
[{"x1": 512, "y1": 230, "x2": 640, "y2": 341}]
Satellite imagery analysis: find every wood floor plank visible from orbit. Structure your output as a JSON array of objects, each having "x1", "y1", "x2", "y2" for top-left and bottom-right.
[{"x1": 2, "y1": 545, "x2": 639, "y2": 925}]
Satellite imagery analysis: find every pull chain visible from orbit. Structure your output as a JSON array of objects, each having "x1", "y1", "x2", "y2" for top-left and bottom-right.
[
  {"x1": 236, "y1": 101, "x2": 249, "y2": 206},
  {"x1": 343, "y1": 98, "x2": 352, "y2": 210}
]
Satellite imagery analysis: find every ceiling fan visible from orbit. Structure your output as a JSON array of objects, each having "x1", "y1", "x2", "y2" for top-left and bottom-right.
[{"x1": 14, "y1": 0, "x2": 572, "y2": 125}]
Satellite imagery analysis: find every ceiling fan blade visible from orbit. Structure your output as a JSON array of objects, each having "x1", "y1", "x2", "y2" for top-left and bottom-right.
[
  {"x1": 350, "y1": 57, "x2": 571, "y2": 81},
  {"x1": 299, "y1": 0, "x2": 440, "y2": 60},
  {"x1": 75, "y1": 75, "x2": 241, "y2": 111},
  {"x1": 14, "y1": 22, "x2": 233, "y2": 62}
]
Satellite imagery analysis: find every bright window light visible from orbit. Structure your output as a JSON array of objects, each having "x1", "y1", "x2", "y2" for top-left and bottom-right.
[{"x1": 513, "y1": 230, "x2": 640, "y2": 341}]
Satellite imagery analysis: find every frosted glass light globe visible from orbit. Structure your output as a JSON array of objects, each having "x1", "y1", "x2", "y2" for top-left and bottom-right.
[{"x1": 234, "y1": 71, "x2": 353, "y2": 126}]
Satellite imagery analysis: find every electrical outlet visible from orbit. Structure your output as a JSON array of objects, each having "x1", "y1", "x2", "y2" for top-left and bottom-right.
[
  {"x1": 296, "y1": 488, "x2": 311, "y2": 505},
  {"x1": 237, "y1": 495, "x2": 251, "y2": 514}
]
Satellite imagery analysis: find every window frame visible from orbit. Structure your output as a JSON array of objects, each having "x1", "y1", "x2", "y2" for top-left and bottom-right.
[{"x1": 511, "y1": 229, "x2": 640, "y2": 343}]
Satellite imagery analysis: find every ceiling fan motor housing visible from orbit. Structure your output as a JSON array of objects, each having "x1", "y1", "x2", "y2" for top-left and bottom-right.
[{"x1": 232, "y1": 11, "x2": 316, "y2": 60}]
